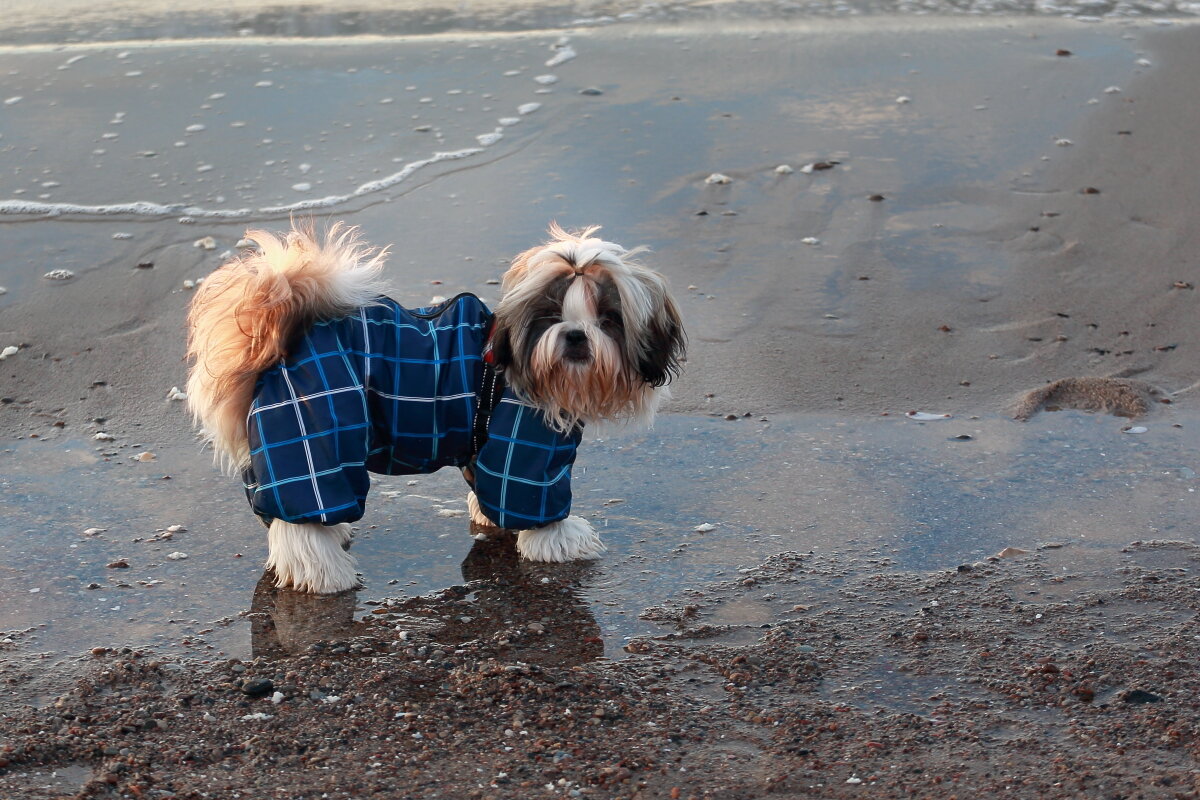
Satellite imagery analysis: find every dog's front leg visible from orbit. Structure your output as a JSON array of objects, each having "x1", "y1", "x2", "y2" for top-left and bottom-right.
[
  {"x1": 266, "y1": 519, "x2": 359, "y2": 594},
  {"x1": 516, "y1": 516, "x2": 606, "y2": 562},
  {"x1": 466, "y1": 490, "x2": 498, "y2": 530}
]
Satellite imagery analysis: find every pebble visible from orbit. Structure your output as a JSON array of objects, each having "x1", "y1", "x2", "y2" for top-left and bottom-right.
[
  {"x1": 545, "y1": 45, "x2": 577, "y2": 67},
  {"x1": 705, "y1": 173, "x2": 732, "y2": 185},
  {"x1": 44, "y1": 269, "x2": 75, "y2": 280},
  {"x1": 0, "y1": 345, "x2": 18, "y2": 360},
  {"x1": 193, "y1": 236, "x2": 217, "y2": 250},
  {"x1": 166, "y1": 552, "x2": 189, "y2": 560}
]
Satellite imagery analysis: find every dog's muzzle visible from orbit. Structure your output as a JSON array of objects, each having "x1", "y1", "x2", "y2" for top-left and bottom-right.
[{"x1": 562, "y1": 329, "x2": 591, "y2": 362}]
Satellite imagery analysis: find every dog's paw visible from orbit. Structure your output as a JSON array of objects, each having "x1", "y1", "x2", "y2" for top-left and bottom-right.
[
  {"x1": 467, "y1": 490, "x2": 501, "y2": 534},
  {"x1": 267, "y1": 520, "x2": 360, "y2": 594},
  {"x1": 516, "y1": 516, "x2": 606, "y2": 562}
]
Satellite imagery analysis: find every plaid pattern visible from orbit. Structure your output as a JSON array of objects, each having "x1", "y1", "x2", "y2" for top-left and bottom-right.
[{"x1": 242, "y1": 293, "x2": 581, "y2": 529}]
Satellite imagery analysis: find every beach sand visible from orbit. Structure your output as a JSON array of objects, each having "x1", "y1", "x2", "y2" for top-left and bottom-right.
[{"x1": 2, "y1": 10, "x2": 1200, "y2": 799}]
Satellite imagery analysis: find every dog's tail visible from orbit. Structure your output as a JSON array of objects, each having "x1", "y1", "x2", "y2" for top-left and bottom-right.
[{"x1": 185, "y1": 223, "x2": 388, "y2": 472}]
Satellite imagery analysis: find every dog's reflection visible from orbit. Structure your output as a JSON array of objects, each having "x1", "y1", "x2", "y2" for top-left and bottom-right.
[
  {"x1": 250, "y1": 528, "x2": 603, "y2": 664},
  {"x1": 249, "y1": 571, "x2": 361, "y2": 657}
]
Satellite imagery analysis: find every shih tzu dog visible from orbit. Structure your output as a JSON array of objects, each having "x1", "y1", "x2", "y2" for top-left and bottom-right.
[{"x1": 185, "y1": 223, "x2": 685, "y2": 594}]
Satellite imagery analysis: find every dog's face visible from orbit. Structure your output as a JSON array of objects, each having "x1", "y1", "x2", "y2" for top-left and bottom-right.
[{"x1": 489, "y1": 225, "x2": 685, "y2": 431}]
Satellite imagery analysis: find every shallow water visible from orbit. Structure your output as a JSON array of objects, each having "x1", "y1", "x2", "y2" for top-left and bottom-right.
[
  {"x1": 4, "y1": 409, "x2": 1196, "y2": 665},
  {"x1": 1, "y1": 0, "x2": 1197, "y2": 48}
]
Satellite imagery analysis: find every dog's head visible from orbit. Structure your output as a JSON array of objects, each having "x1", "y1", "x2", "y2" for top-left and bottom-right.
[{"x1": 489, "y1": 224, "x2": 686, "y2": 431}]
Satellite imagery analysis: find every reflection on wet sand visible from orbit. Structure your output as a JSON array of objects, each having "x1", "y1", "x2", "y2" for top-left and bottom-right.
[{"x1": 249, "y1": 526, "x2": 603, "y2": 665}]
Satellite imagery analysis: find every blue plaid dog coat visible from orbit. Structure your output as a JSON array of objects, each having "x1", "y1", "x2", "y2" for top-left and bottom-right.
[{"x1": 243, "y1": 293, "x2": 581, "y2": 529}]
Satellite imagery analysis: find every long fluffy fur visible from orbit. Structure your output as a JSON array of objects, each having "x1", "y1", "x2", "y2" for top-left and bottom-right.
[
  {"x1": 185, "y1": 223, "x2": 388, "y2": 472},
  {"x1": 491, "y1": 223, "x2": 685, "y2": 432},
  {"x1": 187, "y1": 222, "x2": 684, "y2": 594}
]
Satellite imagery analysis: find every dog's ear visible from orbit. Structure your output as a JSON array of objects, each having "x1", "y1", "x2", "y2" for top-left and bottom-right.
[{"x1": 638, "y1": 291, "x2": 686, "y2": 387}]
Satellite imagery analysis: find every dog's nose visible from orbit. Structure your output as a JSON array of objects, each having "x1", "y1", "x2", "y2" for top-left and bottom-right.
[{"x1": 564, "y1": 329, "x2": 588, "y2": 346}]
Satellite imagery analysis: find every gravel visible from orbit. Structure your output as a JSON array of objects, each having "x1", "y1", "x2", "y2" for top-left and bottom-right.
[{"x1": 2, "y1": 544, "x2": 1199, "y2": 799}]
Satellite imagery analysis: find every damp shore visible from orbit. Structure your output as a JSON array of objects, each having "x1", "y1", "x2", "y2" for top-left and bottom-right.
[{"x1": 2, "y1": 10, "x2": 1200, "y2": 799}]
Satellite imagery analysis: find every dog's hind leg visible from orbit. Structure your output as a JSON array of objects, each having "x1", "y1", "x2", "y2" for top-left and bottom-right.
[{"x1": 266, "y1": 519, "x2": 359, "y2": 594}]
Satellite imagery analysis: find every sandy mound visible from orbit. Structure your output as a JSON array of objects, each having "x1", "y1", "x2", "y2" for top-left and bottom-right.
[{"x1": 1012, "y1": 377, "x2": 1165, "y2": 422}]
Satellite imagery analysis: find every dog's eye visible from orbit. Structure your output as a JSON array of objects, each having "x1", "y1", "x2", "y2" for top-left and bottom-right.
[{"x1": 600, "y1": 310, "x2": 623, "y2": 329}]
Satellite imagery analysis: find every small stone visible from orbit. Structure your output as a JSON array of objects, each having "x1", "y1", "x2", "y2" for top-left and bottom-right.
[
  {"x1": 1120, "y1": 688, "x2": 1162, "y2": 704},
  {"x1": 44, "y1": 269, "x2": 75, "y2": 280},
  {"x1": 166, "y1": 552, "x2": 189, "y2": 560},
  {"x1": 241, "y1": 677, "x2": 274, "y2": 697},
  {"x1": 705, "y1": 173, "x2": 732, "y2": 185},
  {"x1": 193, "y1": 236, "x2": 217, "y2": 250}
]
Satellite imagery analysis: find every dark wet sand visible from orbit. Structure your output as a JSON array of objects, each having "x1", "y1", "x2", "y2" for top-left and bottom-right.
[{"x1": 2, "y1": 15, "x2": 1200, "y2": 800}]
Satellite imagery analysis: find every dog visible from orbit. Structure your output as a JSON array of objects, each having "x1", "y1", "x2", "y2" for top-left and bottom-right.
[{"x1": 185, "y1": 223, "x2": 685, "y2": 594}]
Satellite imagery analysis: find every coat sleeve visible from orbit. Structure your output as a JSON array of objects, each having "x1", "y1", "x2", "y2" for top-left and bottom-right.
[
  {"x1": 471, "y1": 393, "x2": 581, "y2": 529},
  {"x1": 242, "y1": 333, "x2": 372, "y2": 526}
]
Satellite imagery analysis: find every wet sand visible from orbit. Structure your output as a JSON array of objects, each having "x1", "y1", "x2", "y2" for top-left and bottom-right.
[{"x1": 2, "y1": 10, "x2": 1200, "y2": 799}]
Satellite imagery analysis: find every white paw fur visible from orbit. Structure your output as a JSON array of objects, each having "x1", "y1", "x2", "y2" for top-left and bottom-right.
[
  {"x1": 266, "y1": 519, "x2": 359, "y2": 594},
  {"x1": 516, "y1": 515, "x2": 606, "y2": 562},
  {"x1": 467, "y1": 490, "x2": 498, "y2": 529}
]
